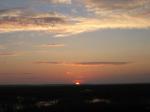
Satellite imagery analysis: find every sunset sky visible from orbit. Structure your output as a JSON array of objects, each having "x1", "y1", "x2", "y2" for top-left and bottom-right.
[{"x1": 0, "y1": 0, "x2": 150, "y2": 84}]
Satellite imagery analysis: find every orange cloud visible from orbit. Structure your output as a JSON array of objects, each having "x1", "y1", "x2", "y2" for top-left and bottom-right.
[
  {"x1": 0, "y1": 52, "x2": 17, "y2": 56},
  {"x1": 0, "y1": 51, "x2": 23, "y2": 56}
]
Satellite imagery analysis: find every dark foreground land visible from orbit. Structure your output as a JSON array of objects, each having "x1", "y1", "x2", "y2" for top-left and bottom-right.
[{"x1": 0, "y1": 84, "x2": 150, "y2": 112}]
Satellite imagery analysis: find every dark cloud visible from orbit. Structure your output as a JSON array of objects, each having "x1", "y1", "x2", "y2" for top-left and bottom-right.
[
  {"x1": 0, "y1": 8, "x2": 69, "y2": 34},
  {"x1": 34, "y1": 61, "x2": 130, "y2": 66},
  {"x1": 35, "y1": 61, "x2": 62, "y2": 64},
  {"x1": 74, "y1": 62, "x2": 130, "y2": 65},
  {"x1": 0, "y1": 9, "x2": 67, "y2": 26}
]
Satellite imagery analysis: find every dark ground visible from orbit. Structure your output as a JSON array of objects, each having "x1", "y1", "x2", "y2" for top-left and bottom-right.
[{"x1": 0, "y1": 84, "x2": 150, "y2": 112}]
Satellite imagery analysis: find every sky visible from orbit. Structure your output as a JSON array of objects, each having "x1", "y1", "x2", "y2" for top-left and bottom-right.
[{"x1": 0, "y1": 0, "x2": 150, "y2": 84}]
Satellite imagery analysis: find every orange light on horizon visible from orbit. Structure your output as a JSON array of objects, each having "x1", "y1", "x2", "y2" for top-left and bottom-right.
[{"x1": 75, "y1": 81, "x2": 80, "y2": 85}]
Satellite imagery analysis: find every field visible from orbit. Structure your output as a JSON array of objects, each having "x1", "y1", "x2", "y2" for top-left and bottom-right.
[{"x1": 0, "y1": 84, "x2": 150, "y2": 112}]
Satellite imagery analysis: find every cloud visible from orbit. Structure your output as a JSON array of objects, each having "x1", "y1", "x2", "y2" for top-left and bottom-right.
[
  {"x1": 41, "y1": 43, "x2": 65, "y2": 47},
  {"x1": 0, "y1": 51, "x2": 24, "y2": 56},
  {"x1": 73, "y1": 62, "x2": 129, "y2": 66},
  {"x1": 49, "y1": 0, "x2": 72, "y2": 4},
  {"x1": 36, "y1": 0, "x2": 72, "y2": 4},
  {"x1": 82, "y1": 0, "x2": 150, "y2": 25},
  {"x1": 34, "y1": 61, "x2": 130, "y2": 66},
  {"x1": 83, "y1": 0, "x2": 150, "y2": 14},
  {"x1": 0, "y1": 9, "x2": 69, "y2": 33},
  {"x1": 35, "y1": 61, "x2": 62, "y2": 64},
  {"x1": 0, "y1": 8, "x2": 23, "y2": 17},
  {"x1": 0, "y1": 52, "x2": 17, "y2": 56},
  {"x1": 0, "y1": 1, "x2": 150, "y2": 37}
]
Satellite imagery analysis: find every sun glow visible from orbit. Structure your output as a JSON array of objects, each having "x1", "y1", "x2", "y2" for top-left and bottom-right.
[{"x1": 75, "y1": 81, "x2": 80, "y2": 85}]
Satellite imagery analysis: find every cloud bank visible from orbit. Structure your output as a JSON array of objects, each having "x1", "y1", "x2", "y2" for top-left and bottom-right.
[
  {"x1": 35, "y1": 61, "x2": 130, "y2": 66},
  {"x1": 0, "y1": 0, "x2": 149, "y2": 37}
]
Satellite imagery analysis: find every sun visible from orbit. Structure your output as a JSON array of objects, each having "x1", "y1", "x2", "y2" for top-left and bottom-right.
[{"x1": 75, "y1": 81, "x2": 80, "y2": 85}]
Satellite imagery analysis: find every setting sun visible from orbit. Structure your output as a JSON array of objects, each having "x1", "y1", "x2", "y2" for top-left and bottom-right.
[{"x1": 75, "y1": 81, "x2": 80, "y2": 85}]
